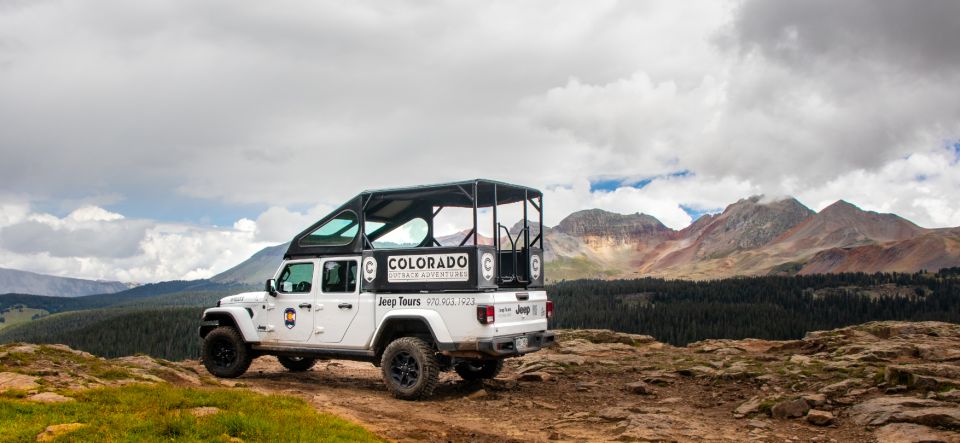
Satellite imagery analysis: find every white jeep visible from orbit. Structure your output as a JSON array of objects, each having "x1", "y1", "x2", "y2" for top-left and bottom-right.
[{"x1": 199, "y1": 180, "x2": 555, "y2": 399}]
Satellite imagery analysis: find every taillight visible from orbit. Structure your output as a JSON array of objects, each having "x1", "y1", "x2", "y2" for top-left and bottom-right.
[
  {"x1": 546, "y1": 300, "x2": 554, "y2": 320},
  {"x1": 477, "y1": 305, "x2": 495, "y2": 324}
]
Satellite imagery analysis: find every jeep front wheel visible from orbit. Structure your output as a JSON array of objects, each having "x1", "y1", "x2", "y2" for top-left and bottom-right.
[
  {"x1": 202, "y1": 326, "x2": 252, "y2": 378},
  {"x1": 380, "y1": 337, "x2": 439, "y2": 400},
  {"x1": 455, "y1": 359, "x2": 503, "y2": 381},
  {"x1": 277, "y1": 356, "x2": 317, "y2": 372}
]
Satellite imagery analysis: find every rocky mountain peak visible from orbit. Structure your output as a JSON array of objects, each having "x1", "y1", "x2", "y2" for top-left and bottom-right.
[
  {"x1": 555, "y1": 209, "x2": 668, "y2": 236},
  {"x1": 687, "y1": 196, "x2": 815, "y2": 258}
]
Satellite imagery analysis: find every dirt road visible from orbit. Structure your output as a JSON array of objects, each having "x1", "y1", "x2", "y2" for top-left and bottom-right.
[{"x1": 185, "y1": 328, "x2": 899, "y2": 442}]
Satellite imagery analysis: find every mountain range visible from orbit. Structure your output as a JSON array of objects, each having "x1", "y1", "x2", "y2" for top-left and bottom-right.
[
  {"x1": 0, "y1": 267, "x2": 131, "y2": 297},
  {"x1": 210, "y1": 196, "x2": 960, "y2": 284},
  {"x1": 555, "y1": 197, "x2": 960, "y2": 280},
  {"x1": 3, "y1": 196, "x2": 956, "y2": 294}
]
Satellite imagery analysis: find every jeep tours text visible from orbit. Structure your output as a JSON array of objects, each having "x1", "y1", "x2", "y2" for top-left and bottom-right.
[{"x1": 199, "y1": 180, "x2": 555, "y2": 399}]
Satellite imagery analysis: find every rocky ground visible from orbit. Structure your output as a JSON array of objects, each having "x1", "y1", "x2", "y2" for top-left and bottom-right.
[{"x1": 3, "y1": 321, "x2": 960, "y2": 442}]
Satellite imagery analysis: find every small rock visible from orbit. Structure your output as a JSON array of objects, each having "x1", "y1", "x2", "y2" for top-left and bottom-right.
[
  {"x1": 802, "y1": 393, "x2": 827, "y2": 407},
  {"x1": 548, "y1": 431, "x2": 562, "y2": 440},
  {"x1": 36, "y1": 423, "x2": 86, "y2": 442},
  {"x1": 789, "y1": 355, "x2": 813, "y2": 366},
  {"x1": 598, "y1": 407, "x2": 631, "y2": 421},
  {"x1": 806, "y1": 409, "x2": 835, "y2": 426},
  {"x1": 27, "y1": 392, "x2": 74, "y2": 403},
  {"x1": 885, "y1": 385, "x2": 908, "y2": 394},
  {"x1": 771, "y1": 398, "x2": 810, "y2": 419},
  {"x1": 734, "y1": 396, "x2": 764, "y2": 418},
  {"x1": 624, "y1": 381, "x2": 655, "y2": 395},
  {"x1": 517, "y1": 372, "x2": 552, "y2": 382},
  {"x1": 466, "y1": 389, "x2": 488, "y2": 400},
  {"x1": 746, "y1": 419, "x2": 770, "y2": 430},
  {"x1": 819, "y1": 379, "x2": 861, "y2": 397},
  {"x1": 658, "y1": 397, "x2": 682, "y2": 404},
  {"x1": 677, "y1": 365, "x2": 719, "y2": 378}
]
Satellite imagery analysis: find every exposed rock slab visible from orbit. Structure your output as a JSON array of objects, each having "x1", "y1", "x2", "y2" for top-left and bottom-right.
[
  {"x1": 874, "y1": 423, "x2": 960, "y2": 443},
  {"x1": 0, "y1": 372, "x2": 39, "y2": 392},
  {"x1": 850, "y1": 396, "x2": 960, "y2": 428}
]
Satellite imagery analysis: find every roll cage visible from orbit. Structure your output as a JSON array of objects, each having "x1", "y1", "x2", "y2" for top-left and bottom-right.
[{"x1": 284, "y1": 179, "x2": 544, "y2": 290}]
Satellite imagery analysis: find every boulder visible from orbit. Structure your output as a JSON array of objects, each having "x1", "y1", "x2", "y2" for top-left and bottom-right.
[
  {"x1": 874, "y1": 423, "x2": 960, "y2": 443},
  {"x1": 850, "y1": 396, "x2": 960, "y2": 427},
  {"x1": 771, "y1": 398, "x2": 811, "y2": 419},
  {"x1": 806, "y1": 409, "x2": 835, "y2": 426}
]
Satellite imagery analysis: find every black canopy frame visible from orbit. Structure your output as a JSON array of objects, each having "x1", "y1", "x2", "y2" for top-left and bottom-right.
[{"x1": 286, "y1": 180, "x2": 543, "y2": 285}]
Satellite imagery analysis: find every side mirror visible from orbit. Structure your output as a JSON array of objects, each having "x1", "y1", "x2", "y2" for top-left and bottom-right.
[{"x1": 265, "y1": 279, "x2": 278, "y2": 296}]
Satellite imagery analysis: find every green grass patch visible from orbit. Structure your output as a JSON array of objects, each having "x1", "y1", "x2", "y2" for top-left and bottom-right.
[
  {"x1": 0, "y1": 384, "x2": 384, "y2": 443},
  {"x1": 0, "y1": 305, "x2": 48, "y2": 331}
]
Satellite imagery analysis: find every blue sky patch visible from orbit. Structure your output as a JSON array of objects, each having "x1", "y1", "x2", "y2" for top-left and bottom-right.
[
  {"x1": 589, "y1": 170, "x2": 692, "y2": 192},
  {"x1": 681, "y1": 204, "x2": 720, "y2": 221}
]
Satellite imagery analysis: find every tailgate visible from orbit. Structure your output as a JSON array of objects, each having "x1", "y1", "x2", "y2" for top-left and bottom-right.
[{"x1": 491, "y1": 290, "x2": 549, "y2": 336}]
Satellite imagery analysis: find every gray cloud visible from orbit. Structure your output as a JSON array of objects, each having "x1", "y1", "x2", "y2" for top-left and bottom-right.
[
  {"x1": 0, "y1": 219, "x2": 149, "y2": 258},
  {"x1": 1, "y1": 0, "x2": 959, "y2": 282},
  {"x1": 730, "y1": 0, "x2": 960, "y2": 73}
]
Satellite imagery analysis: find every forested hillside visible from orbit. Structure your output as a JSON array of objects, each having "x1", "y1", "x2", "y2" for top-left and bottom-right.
[
  {"x1": 3, "y1": 269, "x2": 959, "y2": 360},
  {"x1": 551, "y1": 268, "x2": 960, "y2": 345}
]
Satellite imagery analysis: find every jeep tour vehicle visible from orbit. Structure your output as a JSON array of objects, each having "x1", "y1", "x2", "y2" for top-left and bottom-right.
[{"x1": 199, "y1": 179, "x2": 555, "y2": 399}]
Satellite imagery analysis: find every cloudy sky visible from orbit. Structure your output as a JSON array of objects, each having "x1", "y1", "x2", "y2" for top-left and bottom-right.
[{"x1": 1, "y1": 0, "x2": 958, "y2": 282}]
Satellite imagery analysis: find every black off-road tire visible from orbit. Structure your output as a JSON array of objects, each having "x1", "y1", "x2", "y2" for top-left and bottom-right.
[
  {"x1": 202, "y1": 326, "x2": 253, "y2": 378},
  {"x1": 454, "y1": 359, "x2": 504, "y2": 381},
  {"x1": 380, "y1": 337, "x2": 440, "y2": 400},
  {"x1": 277, "y1": 356, "x2": 317, "y2": 372}
]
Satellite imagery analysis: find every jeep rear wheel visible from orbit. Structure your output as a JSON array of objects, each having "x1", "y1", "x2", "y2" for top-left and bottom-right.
[
  {"x1": 277, "y1": 356, "x2": 317, "y2": 372},
  {"x1": 380, "y1": 337, "x2": 439, "y2": 400},
  {"x1": 202, "y1": 326, "x2": 252, "y2": 378},
  {"x1": 455, "y1": 359, "x2": 503, "y2": 381}
]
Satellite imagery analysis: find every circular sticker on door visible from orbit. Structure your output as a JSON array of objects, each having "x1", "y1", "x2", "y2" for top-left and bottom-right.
[
  {"x1": 481, "y1": 253, "x2": 495, "y2": 281},
  {"x1": 530, "y1": 254, "x2": 542, "y2": 281},
  {"x1": 363, "y1": 257, "x2": 378, "y2": 283}
]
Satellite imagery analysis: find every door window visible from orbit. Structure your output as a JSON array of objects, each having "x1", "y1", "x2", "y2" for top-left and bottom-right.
[
  {"x1": 322, "y1": 261, "x2": 358, "y2": 293},
  {"x1": 277, "y1": 262, "x2": 314, "y2": 294}
]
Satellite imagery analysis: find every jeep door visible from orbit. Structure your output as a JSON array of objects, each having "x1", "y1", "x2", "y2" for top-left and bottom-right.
[
  {"x1": 313, "y1": 257, "x2": 360, "y2": 343},
  {"x1": 264, "y1": 260, "x2": 316, "y2": 342}
]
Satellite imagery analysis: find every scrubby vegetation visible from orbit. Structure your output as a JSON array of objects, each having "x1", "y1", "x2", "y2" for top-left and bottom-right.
[{"x1": 0, "y1": 384, "x2": 384, "y2": 442}]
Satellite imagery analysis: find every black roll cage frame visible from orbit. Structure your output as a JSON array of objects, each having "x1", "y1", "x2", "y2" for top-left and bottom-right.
[{"x1": 357, "y1": 180, "x2": 543, "y2": 285}]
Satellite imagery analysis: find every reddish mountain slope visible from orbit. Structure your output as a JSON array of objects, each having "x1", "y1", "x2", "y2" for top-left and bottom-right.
[{"x1": 544, "y1": 198, "x2": 960, "y2": 280}]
